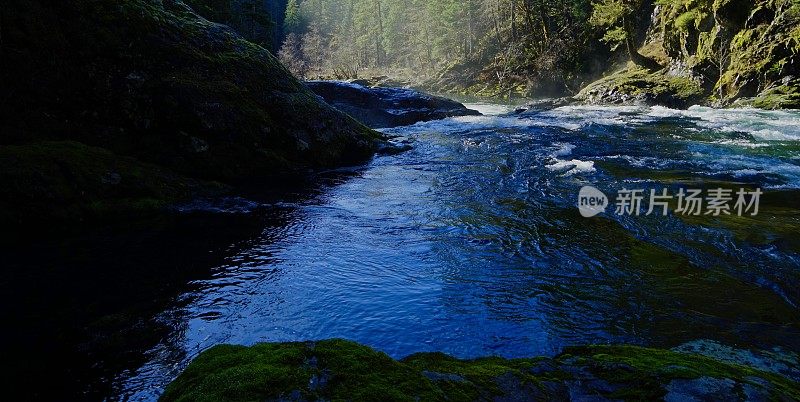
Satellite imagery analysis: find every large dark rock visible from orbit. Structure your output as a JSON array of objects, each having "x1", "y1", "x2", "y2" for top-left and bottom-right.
[
  {"x1": 0, "y1": 0, "x2": 380, "y2": 179},
  {"x1": 0, "y1": 0, "x2": 382, "y2": 226},
  {"x1": 306, "y1": 81, "x2": 480, "y2": 129}
]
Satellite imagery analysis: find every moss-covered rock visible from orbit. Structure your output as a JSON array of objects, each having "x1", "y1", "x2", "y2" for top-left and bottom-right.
[
  {"x1": 576, "y1": 66, "x2": 706, "y2": 108},
  {"x1": 0, "y1": 141, "x2": 226, "y2": 227},
  {"x1": 0, "y1": 0, "x2": 385, "y2": 226},
  {"x1": 161, "y1": 339, "x2": 800, "y2": 401},
  {"x1": 1, "y1": 0, "x2": 381, "y2": 182}
]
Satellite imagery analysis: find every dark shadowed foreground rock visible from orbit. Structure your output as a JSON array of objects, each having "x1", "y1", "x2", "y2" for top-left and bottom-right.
[
  {"x1": 0, "y1": 0, "x2": 381, "y2": 227},
  {"x1": 306, "y1": 81, "x2": 481, "y2": 129},
  {"x1": 161, "y1": 339, "x2": 800, "y2": 401}
]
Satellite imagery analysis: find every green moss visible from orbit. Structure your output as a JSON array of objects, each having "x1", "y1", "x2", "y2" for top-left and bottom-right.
[
  {"x1": 577, "y1": 67, "x2": 706, "y2": 108},
  {"x1": 161, "y1": 340, "x2": 445, "y2": 402},
  {"x1": 162, "y1": 339, "x2": 800, "y2": 401},
  {"x1": 569, "y1": 345, "x2": 800, "y2": 400},
  {"x1": 0, "y1": 141, "x2": 225, "y2": 227},
  {"x1": 746, "y1": 81, "x2": 800, "y2": 109},
  {"x1": 676, "y1": 10, "x2": 701, "y2": 31}
]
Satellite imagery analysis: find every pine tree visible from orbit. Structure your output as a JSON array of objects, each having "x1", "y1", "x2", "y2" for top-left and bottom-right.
[{"x1": 284, "y1": 0, "x2": 303, "y2": 35}]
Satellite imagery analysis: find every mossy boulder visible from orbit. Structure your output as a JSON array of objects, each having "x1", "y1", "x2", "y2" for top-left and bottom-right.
[
  {"x1": 1, "y1": 0, "x2": 381, "y2": 182},
  {"x1": 161, "y1": 339, "x2": 800, "y2": 401},
  {"x1": 576, "y1": 66, "x2": 706, "y2": 108}
]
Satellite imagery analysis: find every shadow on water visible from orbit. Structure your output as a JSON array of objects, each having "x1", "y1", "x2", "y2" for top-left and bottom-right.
[{"x1": 0, "y1": 170, "x2": 364, "y2": 400}]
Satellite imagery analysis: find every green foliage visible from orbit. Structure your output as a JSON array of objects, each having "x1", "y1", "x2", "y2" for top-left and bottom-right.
[
  {"x1": 601, "y1": 26, "x2": 628, "y2": 49},
  {"x1": 283, "y1": 0, "x2": 302, "y2": 34},
  {"x1": 589, "y1": 0, "x2": 627, "y2": 28},
  {"x1": 675, "y1": 10, "x2": 699, "y2": 30},
  {"x1": 277, "y1": 0, "x2": 600, "y2": 92}
]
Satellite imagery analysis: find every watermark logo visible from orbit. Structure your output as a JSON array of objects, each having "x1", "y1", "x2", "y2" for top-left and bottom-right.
[
  {"x1": 578, "y1": 186, "x2": 762, "y2": 217},
  {"x1": 578, "y1": 186, "x2": 609, "y2": 217}
]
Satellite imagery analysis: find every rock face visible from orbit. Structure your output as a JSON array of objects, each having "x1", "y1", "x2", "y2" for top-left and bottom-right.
[
  {"x1": 577, "y1": 0, "x2": 800, "y2": 108},
  {"x1": 0, "y1": 0, "x2": 381, "y2": 226},
  {"x1": 160, "y1": 339, "x2": 800, "y2": 401},
  {"x1": 306, "y1": 81, "x2": 480, "y2": 129}
]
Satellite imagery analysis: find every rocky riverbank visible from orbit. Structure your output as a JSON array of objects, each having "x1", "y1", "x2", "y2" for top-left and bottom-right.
[
  {"x1": 161, "y1": 339, "x2": 800, "y2": 401},
  {"x1": 568, "y1": 0, "x2": 800, "y2": 109}
]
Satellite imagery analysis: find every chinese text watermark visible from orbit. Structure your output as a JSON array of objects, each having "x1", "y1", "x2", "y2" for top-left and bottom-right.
[{"x1": 578, "y1": 186, "x2": 762, "y2": 218}]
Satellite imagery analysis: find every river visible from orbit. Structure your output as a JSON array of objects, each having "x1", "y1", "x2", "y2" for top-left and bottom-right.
[{"x1": 3, "y1": 103, "x2": 800, "y2": 400}]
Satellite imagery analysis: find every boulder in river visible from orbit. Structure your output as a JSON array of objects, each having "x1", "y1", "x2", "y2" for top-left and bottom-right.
[{"x1": 306, "y1": 81, "x2": 481, "y2": 129}]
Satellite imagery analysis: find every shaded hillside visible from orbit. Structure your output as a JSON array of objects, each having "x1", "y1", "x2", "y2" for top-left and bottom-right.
[{"x1": 0, "y1": 0, "x2": 380, "y2": 226}]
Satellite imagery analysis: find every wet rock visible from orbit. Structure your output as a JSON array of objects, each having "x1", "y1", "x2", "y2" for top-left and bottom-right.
[
  {"x1": 1, "y1": 0, "x2": 383, "y2": 226},
  {"x1": 375, "y1": 141, "x2": 413, "y2": 156},
  {"x1": 516, "y1": 97, "x2": 577, "y2": 113},
  {"x1": 664, "y1": 376, "x2": 738, "y2": 401},
  {"x1": 306, "y1": 81, "x2": 480, "y2": 129},
  {"x1": 575, "y1": 67, "x2": 706, "y2": 109},
  {"x1": 492, "y1": 372, "x2": 550, "y2": 401}
]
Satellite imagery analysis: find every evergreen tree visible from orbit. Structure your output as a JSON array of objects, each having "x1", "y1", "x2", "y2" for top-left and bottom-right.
[
  {"x1": 284, "y1": 0, "x2": 303, "y2": 35},
  {"x1": 589, "y1": 0, "x2": 660, "y2": 70}
]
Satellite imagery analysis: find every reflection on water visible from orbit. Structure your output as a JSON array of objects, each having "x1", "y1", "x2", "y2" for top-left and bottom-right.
[{"x1": 4, "y1": 104, "x2": 800, "y2": 400}]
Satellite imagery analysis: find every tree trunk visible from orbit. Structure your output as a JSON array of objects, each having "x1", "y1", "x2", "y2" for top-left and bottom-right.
[
  {"x1": 375, "y1": 0, "x2": 385, "y2": 66},
  {"x1": 510, "y1": 0, "x2": 516, "y2": 41},
  {"x1": 623, "y1": 16, "x2": 661, "y2": 71}
]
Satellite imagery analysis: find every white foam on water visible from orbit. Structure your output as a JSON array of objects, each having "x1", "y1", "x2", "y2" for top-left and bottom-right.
[
  {"x1": 380, "y1": 114, "x2": 536, "y2": 136},
  {"x1": 649, "y1": 106, "x2": 800, "y2": 141},
  {"x1": 700, "y1": 153, "x2": 800, "y2": 187},
  {"x1": 551, "y1": 142, "x2": 576, "y2": 157},
  {"x1": 527, "y1": 104, "x2": 800, "y2": 142},
  {"x1": 546, "y1": 159, "x2": 596, "y2": 176},
  {"x1": 600, "y1": 155, "x2": 677, "y2": 169},
  {"x1": 463, "y1": 102, "x2": 517, "y2": 116},
  {"x1": 711, "y1": 139, "x2": 771, "y2": 148}
]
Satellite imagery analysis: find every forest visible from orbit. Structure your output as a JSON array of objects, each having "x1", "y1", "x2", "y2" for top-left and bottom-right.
[
  {"x1": 281, "y1": 0, "x2": 613, "y2": 94},
  {"x1": 185, "y1": 0, "x2": 620, "y2": 96}
]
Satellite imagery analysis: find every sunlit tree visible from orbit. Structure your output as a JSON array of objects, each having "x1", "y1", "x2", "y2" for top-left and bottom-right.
[{"x1": 589, "y1": 0, "x2": 660, "y2": 69}]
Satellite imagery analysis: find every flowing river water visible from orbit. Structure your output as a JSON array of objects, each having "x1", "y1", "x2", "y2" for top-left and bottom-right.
[{"x1": 3, "y1": 103, "x2": 800, "y2": 400}]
